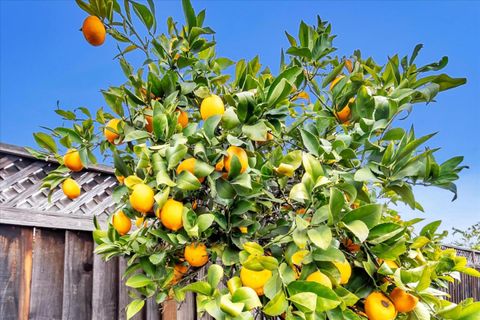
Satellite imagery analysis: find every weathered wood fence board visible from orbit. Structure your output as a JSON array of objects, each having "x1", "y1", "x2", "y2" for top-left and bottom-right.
[{"x1": 0, "y1": 225, "x2": 32, "y2": 320}]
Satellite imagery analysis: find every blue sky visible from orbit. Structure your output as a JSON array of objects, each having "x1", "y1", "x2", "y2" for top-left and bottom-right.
[{"x1": 1, "y1": 1, "x2": 479, "y2": 240}]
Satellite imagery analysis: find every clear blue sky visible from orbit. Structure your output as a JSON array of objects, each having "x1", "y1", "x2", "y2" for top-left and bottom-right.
[{"x1": 1, "y1": 1, "x2": 479, "y2": 239}]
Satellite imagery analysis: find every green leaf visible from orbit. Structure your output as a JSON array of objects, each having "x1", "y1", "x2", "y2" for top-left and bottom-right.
[
  {"x1": 267, "y1": 78, "x2": 292, "y2": 107},
  {"x1": 219, "y1": 295, "x2": 244, "y2": 317},
  {"x1": 131, "y1": 1, "x2": 154, "y2": 30},
  {"x1": 232, "y1": 287, "x2": 262, "y2": 311},
  {"x1": 149, "y1": 252, "x2": 166, "y2": 265},
  {"x1": 126, "y1": 299, "x2": 145, "y2": 320},
  {"x1": 176, "y1": 171, "x2": 201, "y2": 191},
  {"x1": 207, "y1": 264, "x2": 224, "y2": 288},
  {"x1": 124, "y1": 130, "x2": 150, "y2": 142},
  {"x1": 287, "y1": 281, "x2": 341, "y2": 312},
  {"x1": 126, "y1": 274, "x2": 152, "y2": 288},
  {"x1": 197, "y1": 214, "x2": 215, "y2": 232},
  {"x1": 181, "y1": 0, "x2": 197, "y2": 30},
  {"x1": 300, "y1": 129, "x2": 321, "y2": 156},
  {"x1": 182, "y1": 281, "x2": 212, "y2": 296},
  {"x1": 263, "y1": 290, "x2": 288, "y2": 316},
  {"x1": 243, "y1": 242, "x2": 264, "y2": 256},
  {"x1": 289, "y1": 292, "x2": 317, "y2": 313},
  {"x1": 329, "y1": 188, "x2": 344, "y2": 221},
  {"x1": 166, "y1": 144, "x2": 188, "y2": 170},
  {"x1": 307, "y1": 225, "x2": 332, "y2": 250},
  {"x1": 344, "y1": 220, "x2": 369, "y2": 243},
  {"x1": 342, "y1": 204, "x2": 383, "y2": 229},
  {"x1": 312, "y1": 246, "x2": 345, "y2": 262},
  {"x1": 33, "y1": 132, "x2": 57, "y2": 153},
  {"x1": 204, "y1": 115, "x2": 222, "y2": 139},
  {"x1": 242, "y1": 122, "x2": 269, "y2": 141}
]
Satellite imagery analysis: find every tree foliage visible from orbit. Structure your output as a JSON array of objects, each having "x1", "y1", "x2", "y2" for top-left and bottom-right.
[
  {"x1": 452, "y1": 223, "x2": 480, "y2": 251},
  {"x1": 29, "y1": 0, "x2": 480, "y2": 319}
]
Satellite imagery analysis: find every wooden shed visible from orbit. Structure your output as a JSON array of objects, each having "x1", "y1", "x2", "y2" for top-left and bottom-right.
[{"x1": 0, "y1": 142, "x2": 478, "y2": 319}]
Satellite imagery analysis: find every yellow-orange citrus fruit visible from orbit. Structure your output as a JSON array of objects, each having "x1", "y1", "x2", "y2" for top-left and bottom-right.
[
  {"x1": 116, "y1": 175, "x2": 125, "y2": 184},
  {"x1": 157, "y1": 198, "x2": 184, "y2": 231},
  {"x1": 333, "y1": 260, "x2": 352, "y2": 285},
  {"x1": 329, "y1": 75, "x2": 345, "y2": 90},
  {"x1": 82, "y1": 16, "x2": 106, "y2": 46},
  {"x1": 364, "y1": 292, "x2": 397, "y2": 320},
  {"x1": 176, "y1": 158, "x2": 205, "y2": 183},
  {"x1": 291, "y1": 250, "x2": 309, "y2": 266},
  {"x1": 62, "y1": 178, "x2": 81, "y2": 199},
  {"x1": 335, "y1": 98, "x2": 354, "y2": 124},
  {"x1": 177, "y1": 109, "x2": 189, "y2": 128},
  {"x1": 379, "y1": 259, "x2": 399, "y2": 269},
  {"x1": 240, "y1": 267, "x2": 272, "y2": 296},
  {"x1": 390, "y1": 287, "x2": 418, "y2": 313},
  {"x1": 135, "y1": 216, "x2": 147, "y2": 228},
  {"x1": 129, "y1": 183, "x2": 154, "y2": 213},
  {"x1": 63, "y1": 148, "x2": 83, "y2": 172},
  {"x1": 184, "y1": 243, "x2": 209, "y2": 267},
  {"x1": 224, "y1": 146, "x2": 249, "y2": 174},
  {"x1": 200, "y1": 94, "x2": 224, "y2": 120},
  {"x1": 306, "y1": 271, "x2": 332, "y2": 288},
  {"x1": 172, "y1": 263, "x2": 189, "y2": 285},
  {"x1": 345, "y1": 59, "x2": 353, "y2": 73},
  {"x1": 239, "y1": 226, "x2": 248, "y2": 234},
  {"x1": 104, "y1": 119, "x2": 121, "y2": 143},
  {"x1": 145, "y1": 115, "x2": 153, "y2": 133},
  {"x1": 112, "y1": 210, "x2": 131, "y2": 236}
]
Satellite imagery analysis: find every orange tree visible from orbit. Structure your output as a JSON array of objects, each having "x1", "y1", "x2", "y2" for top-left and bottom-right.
[{"x1": 29, "y1": 0, "x2": 480, "y2": 319}]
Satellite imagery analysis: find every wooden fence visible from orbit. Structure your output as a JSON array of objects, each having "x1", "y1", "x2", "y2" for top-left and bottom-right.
[
  {"x1": 0, "y1": 224, "x2": 197, "y2": 320},
  {"x1": 0, "y1": 143, "x2": 478, "y2": 319}
]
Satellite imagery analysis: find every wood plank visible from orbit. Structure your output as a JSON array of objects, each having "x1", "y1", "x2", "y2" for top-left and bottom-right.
[
  {"x1": 29, "y1": 228, "x2": 65, "y2": 320},
  {"x1": 146, "y1": 296, "x2": 161, "y2": 320},
  {"x1": 0, "y1": 225, "x2": 33, "y2": 320},
  {"x1": 162, "y1": 299, "x2": 177, "y2": 320},
  {"x1": 61, "y1": 230, "x2": 94, "y2": 320},
  {"x1": 178, "y1": 292, "x2": 196, "y2": 320},
  {"x1": 92, "y1": 254, "x2": 119, "y2": 320},
  {"x1": 0, "y1": 161, "x2": 44, "y2": 190},
  {"x1": 118, "y1": 258, "x2": 145, "y2": 320},
  {"x1": 0, "y1": 205, "x2": 108, "y2": 231}
]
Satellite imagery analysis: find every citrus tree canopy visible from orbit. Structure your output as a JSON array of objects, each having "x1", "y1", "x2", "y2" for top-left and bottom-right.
[{"x1": 30, "y1": 0, "x2": 480, "y2": 319}]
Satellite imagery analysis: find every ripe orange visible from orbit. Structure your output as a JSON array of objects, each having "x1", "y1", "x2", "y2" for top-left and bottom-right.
[
  {"x1": 157, "y1": 199, "x2": 184, "y2": 231},
  {"x1": 364, "y1": 292, "x2": 397, "y2": 320},
  {"x1": 104, "y1": 119, "x2": 121, "y2": 144},
  {"x1": 379, "y1": 259, "x2": 399, "y2": 269},
  {"x1": 329, "y1": 75, "x2": 345, "y2": 90},
  {"x1": 62, "y1": 178, "x2": 81, "y2": 199},
  {"x1": 240, "y1": 267, "x2": 272, "y2": 296},
  {"x1": 176, "y1": 109, "x2": 189, "y2": 128},
  {"x1": 239, "y1": 226, "x2": 248, "y2": 234},
  {"x1": 200, "y1": 94, "x2": 225, "y2": 120},
  {"x1": 345, "y1": 59, "x2": 353, "y2": 73},
  {"x1": 82, "y1": 16, "x2": 106, "y2": 46},
  {"x1": 390, "y1": 287, "x2": 418, "y2": 313},
  {"x1": 172, "y1": 263, "x2": 189, "y2": 285},
  {"x1": 63, "y1": 148, "x2": 83, "y2": 172},
  {"x1": 112, "y1": 210, "x2": 132, "y2": 236},
  {"x1": 176, "y1": 158, "x2": 205, "y2": 183},
  {"x1": 184, "y1": 243, "x2": 209, "y2": 267},
  {"x1": 135, "y1": 216, "x2": 147, "y2": 228},
  {"x1": 306, "y1": 271, "x2": 332, "y2": 288},
  {"x1": 145, "y1": 115, "x2": 153, "y2": 133},
  {"x1": 116, "y1": 175, "x2": 125, "y2": 184},
  {"x1": 332, "y1": 260, "x2": 352, "y2": 285},
  {"x1": 129, "y1": 183, "x2": 154, "y2": 213},
  {"x1": 335, "y1": 98, "x2": 354, "y2": 124},
  {"x1": 224, "y1": 146, "x2": 249, "y2": 174}
]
